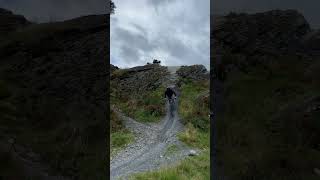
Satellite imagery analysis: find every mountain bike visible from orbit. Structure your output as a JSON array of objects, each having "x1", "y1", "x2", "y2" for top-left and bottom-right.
[{"x1": 166, "y1": 96, "x2": 176, "y2": 117}]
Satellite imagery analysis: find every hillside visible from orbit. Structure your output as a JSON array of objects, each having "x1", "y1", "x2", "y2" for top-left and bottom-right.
[
  {"x1": 212, "y1": 9, "x2": 320, "y2": 179},
  {"x1": 0, "y1": 9, "x2": 108, "y2": 179},
  {"x1": 110, "y1": 64, "x2": 210, "y2": 179}
]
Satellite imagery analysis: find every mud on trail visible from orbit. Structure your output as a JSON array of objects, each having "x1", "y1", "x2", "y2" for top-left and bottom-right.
[{"x1": 110, "y1": 66, "x2": 195, "y2": 180}]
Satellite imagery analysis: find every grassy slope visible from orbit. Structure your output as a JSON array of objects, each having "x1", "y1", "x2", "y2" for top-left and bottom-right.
[
  {"x1": 131, "y1": 78, "x2": 210, "y2": 180},
  {"x1": 217, "y1": 55, "x2": 320, "y2": 179},
  {"x1": 110, "y1": 109, "x2": 134, "y2": 157},
  {"x1": 111, "y1": 68, "x2": 166, "y2": 123}
]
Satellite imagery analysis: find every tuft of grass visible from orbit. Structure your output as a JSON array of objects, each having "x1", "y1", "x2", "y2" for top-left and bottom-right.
[
  {"x1": 111, "y1": 130, "x2": 134, "y2": 157},
  {"x1": 130, "y1": 150, "x2": 210, "y2": 180},
  {"x1": 110, "y1": 109, "x2": 124, "y2": 133},
  {"x1": 164, "y1": 144, "x2": 179, "y2": 156},
  {"x1": 178, "y1": 123, "x2": 209, "y2": 149}
]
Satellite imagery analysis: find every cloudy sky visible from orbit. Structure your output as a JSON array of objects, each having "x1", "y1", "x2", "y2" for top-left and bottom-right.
[{"x1": 111, "y1": 0, "x2": 210, "y2": 69}]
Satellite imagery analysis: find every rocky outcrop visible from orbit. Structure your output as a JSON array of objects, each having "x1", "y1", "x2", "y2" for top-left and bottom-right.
[
  {"x1": 111, "y1": 64, "x2": 119, "y2": 72},
  {"x1": 0, "y1": 8, "x2": 31, "y2": 39},
  {"x1": 111, "y1": 64, "x2": 168, "y2": 98},
  {"x1": 176, "y1": 65, "x2": 209, "y2": 80}
]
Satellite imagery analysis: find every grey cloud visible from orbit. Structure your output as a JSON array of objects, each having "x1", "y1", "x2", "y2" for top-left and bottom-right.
[
  {"x1": 111, "y1": 0, "x2": 210, "y2": 68},
  {"x1": 131, "y1": 23, "x2": 148, "y2": 36},
  {"x1": 147, "y1": 0, "x2": 176, "y2": 7},
  {"x1": 120, "y1": 45, "x2": 140, "y2": 63},
  {"x1": 156, "y1": 36, "x2": 187, "y2": 59},
  {"x1": 115, "y1": 27, "x2": 156, "y2": 52}
]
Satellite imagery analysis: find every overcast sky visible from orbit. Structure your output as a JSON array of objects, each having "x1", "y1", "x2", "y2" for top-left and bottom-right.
[{"x1": 111, "y1": 0, "x2": 210, "y2": 69}]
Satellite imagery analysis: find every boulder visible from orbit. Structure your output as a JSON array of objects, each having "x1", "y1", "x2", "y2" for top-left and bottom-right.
[
  {"x1": 188, "y1": 149, "x2": 198, "y2": 156},
  {"x1": 176, "y1": 65, "x2": 208, "y2": 80}
]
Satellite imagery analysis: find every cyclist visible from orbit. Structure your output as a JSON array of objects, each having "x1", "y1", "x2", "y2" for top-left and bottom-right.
[{"x1": 164, "y1": 86, "x2": 177, "y2": 103}]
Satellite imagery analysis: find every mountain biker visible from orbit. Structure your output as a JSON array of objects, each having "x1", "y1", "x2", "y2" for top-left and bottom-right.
[{"x1": 164, "y1": 87, "x2": 177, "y2": 103}]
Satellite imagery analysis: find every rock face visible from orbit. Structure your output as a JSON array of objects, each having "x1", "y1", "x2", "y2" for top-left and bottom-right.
[
  {"x1": 111, "y1": 64, "x2": 168, "y2": 98},
  {"x1": 176, "y1": 65, "x2": 209, "y2": 80},
  {"x1": 0, "y1": 8, "x2": 31, "y2": 39}
]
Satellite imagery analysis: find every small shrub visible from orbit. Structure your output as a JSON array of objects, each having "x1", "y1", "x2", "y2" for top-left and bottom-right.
[{"x1": 111, "y1": 109, "x2": 123, "y2": 133}]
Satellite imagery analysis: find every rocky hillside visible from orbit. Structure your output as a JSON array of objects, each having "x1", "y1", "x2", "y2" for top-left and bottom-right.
[
  {"x1": 213, "y1": 10, "x2": 311, "y2": 57},
  {"x1": 0, "y1": 9, "x2": 108, "y2": 178},
  {"x1": 176, "y1": 65, "x2": 209, "y2": 81},
  {"x1": 212, "y1": 9, "x2": 320, "y2": 73},
  {"x1": 212, "y1": 10, "x2": 320, "y2": 180},
  {"x1": 0, "y1": 8, "x2": 31, "y2": 39},
  {"x1": 111, "y1": 64, "x2": 168, "y2": 97},
  {"x1": 110, "y1": 64, "x2": 168, "y2": 124}
]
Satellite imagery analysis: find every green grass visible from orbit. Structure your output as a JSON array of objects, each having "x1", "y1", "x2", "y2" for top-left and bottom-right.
[
  {"x1": 110, "y1": 108, "x2": 135, "y2": 157},
  {"x1": 130, "y1": 150, "x2": 210, "y2": 180},
  {"x1": 177, "y1": 78, "x2": 210, "y2": 149},
  {"x1": 164, "y1": 144, "x2": 179, "y2": 156},
  {"x1": 178, "y1": 123, "x2": 209, "y2": 149},
  {"x1": 111, "y1": 130, "x2": 134, "y2": 157},
  {"x1": 178, "y1": 79, "x2": 209, "y2": 131},
  {"x1": 114, "y1": 84, "x2": 166, "y2": 123}
]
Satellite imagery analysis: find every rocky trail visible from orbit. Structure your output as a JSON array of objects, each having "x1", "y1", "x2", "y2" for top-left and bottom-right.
[{"x1": 110, "y1": 66, "x2": 197, "y2": 180}]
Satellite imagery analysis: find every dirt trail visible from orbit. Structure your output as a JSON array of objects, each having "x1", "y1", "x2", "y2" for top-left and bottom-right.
[{"x1": 110, "y1": 66, "x2": 195, "y2": 180}]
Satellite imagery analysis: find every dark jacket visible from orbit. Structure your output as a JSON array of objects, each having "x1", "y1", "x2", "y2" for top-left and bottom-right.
[{"x1": 164, "y1": 88, "x2": 176, "y2": 99}]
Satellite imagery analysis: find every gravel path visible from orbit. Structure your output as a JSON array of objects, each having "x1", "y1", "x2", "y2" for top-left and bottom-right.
[{"x1": 110, "y1": 66, "x2": 195, "y2": 180}]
